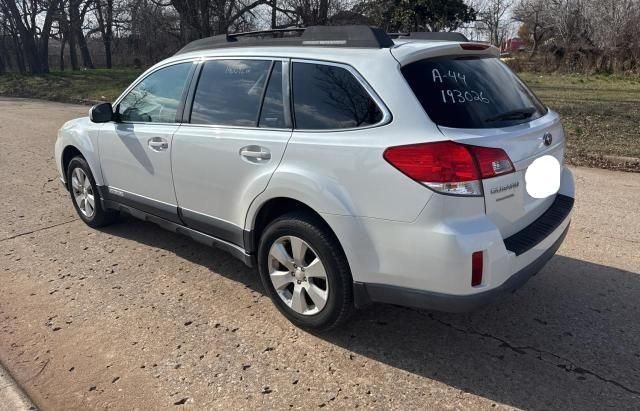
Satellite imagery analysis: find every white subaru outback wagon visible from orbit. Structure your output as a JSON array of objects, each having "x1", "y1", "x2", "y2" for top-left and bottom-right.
[{"x1": 55, "y1": 26, "x2": 575, "y2": 330}]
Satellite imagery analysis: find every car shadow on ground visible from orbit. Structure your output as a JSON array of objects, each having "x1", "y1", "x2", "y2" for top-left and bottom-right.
[{"x1": 100, "y1": 216, "x2": 640, "y2": 409}]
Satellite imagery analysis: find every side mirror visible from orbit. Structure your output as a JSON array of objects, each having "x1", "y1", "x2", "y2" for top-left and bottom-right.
[{"x1": 90, "y1": 102, "x2": 114, "y2": 123}]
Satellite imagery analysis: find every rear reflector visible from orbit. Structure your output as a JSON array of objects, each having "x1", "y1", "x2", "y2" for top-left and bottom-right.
[
  {"x1": 471, "y1": 251, "x2": 483, "y2": 286},
  {"x1": 383, "y1": 141, "x2": 514, "y2": 196}
]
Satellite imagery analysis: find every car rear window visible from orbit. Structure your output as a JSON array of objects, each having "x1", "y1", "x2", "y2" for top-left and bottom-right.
[{"x1": 401, "y1": 56, "x2": 547, "y2": 129}]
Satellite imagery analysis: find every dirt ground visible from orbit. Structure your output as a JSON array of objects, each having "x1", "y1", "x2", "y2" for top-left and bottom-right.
[{"x1": 0, "y1": 97, "x2": 639, "y2": 410}]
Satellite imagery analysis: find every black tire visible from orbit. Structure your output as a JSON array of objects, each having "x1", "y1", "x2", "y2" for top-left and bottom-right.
[
  {"x1": 67, "y1": 156, "x2": 117, "y2": 228},
  {"x1": 257, "y1": 211, "x2": 353, "y2": 331}
]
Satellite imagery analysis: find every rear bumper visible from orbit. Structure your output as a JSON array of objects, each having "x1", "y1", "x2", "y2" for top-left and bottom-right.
[
  {"x1": 322, "y1": 166, "x2": 574, "y2": 311},
  {"x1": 354, "y1": 222, "x2": 569, "y2": 312}
]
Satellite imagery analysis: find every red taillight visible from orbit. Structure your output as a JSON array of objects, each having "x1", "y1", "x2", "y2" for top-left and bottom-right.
[
  {"x1": 471, "y1": 251, "x2": 483, "y2": 286},
  {"x1": 383, "y1": 141, "x2": 480, "y2": 183},
  {"x1": 467, "y1": 145, "x2": 514, "y2": 178},
  {"x1": 461, "y1": 43, "x2": 490, "y2": 51},
  {"x1": 383, "y1": 141, "x2": 514, "y2": 196}
]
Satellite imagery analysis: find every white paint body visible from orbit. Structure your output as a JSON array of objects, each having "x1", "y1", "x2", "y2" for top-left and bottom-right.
[{"x1": 55, "y1": 39, "x2": 574, "y2": 301}]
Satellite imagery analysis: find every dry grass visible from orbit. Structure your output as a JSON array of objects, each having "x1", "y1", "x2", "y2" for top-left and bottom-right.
[
  {"x1": 0, "y1": 68, "x2": 141, "y2": 104},
  {"x1": 520, "y1": 72, "x2": 640, "y2": 172}
]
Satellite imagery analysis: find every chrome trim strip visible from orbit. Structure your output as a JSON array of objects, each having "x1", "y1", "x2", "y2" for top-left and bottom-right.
[
  {"x1": 180, "y1": 207, "x2": 245, "y2": 247},
  {"x1": 103, "y1": 199, "x2": 253, "y2": 267},
  {"x1": 174, "y1": 123, "x2": 292, "y2": 132},
  {"x1": 180, "y1": 207, "x2": 242, "y2": 229},
  {"x1": 108, "y1": 186, "x2": 177, "y2": 207}
]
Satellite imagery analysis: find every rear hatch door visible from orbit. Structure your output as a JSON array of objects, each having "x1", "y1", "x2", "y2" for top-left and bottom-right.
[
  {"x1": 399, "y1": 51, "x2": 564, "y2": 238},
  {"x1": 439, "y1": 114, "x2": 565, "y2": 237}
]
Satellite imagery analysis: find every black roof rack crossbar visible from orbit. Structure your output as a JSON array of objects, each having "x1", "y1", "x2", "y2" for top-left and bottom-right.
[
  {"x1": 175, "y1": 25, "x2": 395, "y2": 55},
  {"x1": 389, "y1": 31, "x2": 469, "y2": 42}
]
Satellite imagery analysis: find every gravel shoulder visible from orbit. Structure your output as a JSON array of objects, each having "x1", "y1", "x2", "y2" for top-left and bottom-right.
[{"x1": 0, "y1": 97, "x2": 639, "y2": 409}]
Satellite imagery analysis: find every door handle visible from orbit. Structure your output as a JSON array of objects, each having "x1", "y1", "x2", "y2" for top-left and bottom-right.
[
  {"x1": 240, "y1": 146, "x2": 271, "y2": 162},
  {"x1": 148, "y1": 137, "x2": 169, "y2": 152}
]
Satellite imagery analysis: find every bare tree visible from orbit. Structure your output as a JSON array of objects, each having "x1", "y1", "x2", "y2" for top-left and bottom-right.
[
  {"x1": 513, "y1": 0, "x2": 550, "y2": 58},
  {"x1": 279, "y1": 0, "x2": 339, "y2": 26},
  {"x1": 166, "y1": 0, "x2": 269, "y2": 41},
  {"x1": 475, "y1": 0, "x2": 511, "y2": 46},
  {"x1": 0, "y1": 0, "x2": 61, "y2": 73},
  {"x1": 95, "y1": 0, "x2": 115, "y2": 68},
  {"x1": 0, "y1": 5, "x2": 16, "y2": 72},
  {"x1": 70, "y1": 0, "x2": 95, "y2": 68}
]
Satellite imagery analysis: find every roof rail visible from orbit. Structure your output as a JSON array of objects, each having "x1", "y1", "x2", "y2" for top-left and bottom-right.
[
  {"x1": 175, "y1": 25, "x2": 394, "y2": 55},
  {"x1": 389, "y1": 32, "x2": 469, "y2": 42},
  {"x1": 226, "y1": 27, "x2": 305, "y2": 39}
]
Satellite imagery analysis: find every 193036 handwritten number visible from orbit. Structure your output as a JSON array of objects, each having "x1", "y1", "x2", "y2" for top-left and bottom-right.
[{"x1": 433, "y1": 68, "x2": 490, "y2": 105}]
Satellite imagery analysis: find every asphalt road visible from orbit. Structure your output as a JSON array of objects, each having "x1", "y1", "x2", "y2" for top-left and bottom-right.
[{"x1": 1, "y1": 97, "x2": 639, "y2": 410}]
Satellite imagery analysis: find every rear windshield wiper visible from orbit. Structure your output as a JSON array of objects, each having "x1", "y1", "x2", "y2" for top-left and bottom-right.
[{"x1": 485, "y1": 107, "x2": 537, "y2": 123}]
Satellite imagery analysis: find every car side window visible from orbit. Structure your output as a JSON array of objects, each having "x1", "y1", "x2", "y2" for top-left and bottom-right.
[
  {"x1": 258, "y1": 62, "x2": 287, "y2": 129},
  {"x1": 292, "y1": 62, "x2": 383, "y2": 130},
  {"x1": 190, "y1": 59, "x2": 272, "y2": 127},
  {"x1": 118, "y1": 63, "x2": 192, "y2": 123}
]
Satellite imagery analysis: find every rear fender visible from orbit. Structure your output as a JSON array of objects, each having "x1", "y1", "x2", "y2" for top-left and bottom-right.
[{"x1": 244, "y1": 167, "x2": 356, "y2": 231}]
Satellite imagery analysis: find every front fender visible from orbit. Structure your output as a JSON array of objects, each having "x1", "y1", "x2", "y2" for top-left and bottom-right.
[{"x1": 55, "y1": 116, "x2": 105, "y2": 185}]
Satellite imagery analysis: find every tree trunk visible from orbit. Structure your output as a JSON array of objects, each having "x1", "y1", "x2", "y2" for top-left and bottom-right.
[
  {"x1": 96, "y1": 0, "x2": 114, "y2": 69},
  {"x1": 68, "y1": 31, "x2": 79, "y2": 70},
  {"x1": 318, "y1": 0, "x2": 329, "y2": 24},
  {"x1": 60, "y1": 8, "x2": 78, "y2": 70},
  {"x1": 529, "y1": 28, "x2": 539, "y2": 60},
  {"x1": 3, "y1": 0, "x2": 59, "y2": 74},
  {"x1": 35, "y1": 37, "x2": 52, "y2": 74},
  {"x1": 76, "y1": 28, "x2": 94, "y2": 69},
  {"x1": 60, "y1": 36, "x2": 66, "y2": 71},
  {"x1": 105, "y1": 34, "x2": 112, "y2": 69},
  {"x1": 172, "y1": 0, "x2": 211, "y2": 40},
  {"x1": 11, "y1": 35, "x2": 26, "y2": 73},
  {"x1": 271, "y1": 0, "x2": 277, "y2": 29},
  {"x1": 0, "y1": 36, "x2": 8, "y2": 73},
  {"x1": 22, "y1": 35, "x2": 42, "y2": 73},
  {"x1": 69, "y1": 2, "x2": 93, "y2": 69},
  {"x1": 105, "y1": 0, "x2": 113, "y2": 69}
]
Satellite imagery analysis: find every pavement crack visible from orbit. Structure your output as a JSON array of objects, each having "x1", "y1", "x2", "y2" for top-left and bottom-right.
[
  {"x1": 23, "y1": 359, "x2": 50, "y2": 383},
  {"x1": 0, "y1": 219, "x2": 76, "y2": 242},
  {"x1": 405, "y1": 308, "x2": 640, "y2": 396},
  {"x1": 601, "y1": 235, "x2": 640, "y2": 244},
  {"x1": 41, "y1": 175, "x2": 59, "y2": 194}
]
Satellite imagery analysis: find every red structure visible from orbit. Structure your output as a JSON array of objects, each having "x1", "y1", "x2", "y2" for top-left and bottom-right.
[{"x1": 501, "y1": 37, "x2": 525, "y2": 53}]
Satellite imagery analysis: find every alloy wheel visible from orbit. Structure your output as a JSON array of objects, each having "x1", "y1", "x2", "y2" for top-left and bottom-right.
[
  {"x1": 71, "y1": 167, "x2": 95, "y2": 218},
  {"x1": 268, "y1": 235, "x2": 329, "y2": 315}
]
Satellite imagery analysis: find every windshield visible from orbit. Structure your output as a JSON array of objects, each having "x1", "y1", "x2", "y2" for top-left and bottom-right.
[{"x1": 401, "y1": 56, "x2": 547, "y2": 129}]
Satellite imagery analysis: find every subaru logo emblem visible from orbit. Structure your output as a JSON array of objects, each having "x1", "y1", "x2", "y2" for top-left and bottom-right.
[{"x1": 543, "y1": 132, "x2": 553, "y2": 146}]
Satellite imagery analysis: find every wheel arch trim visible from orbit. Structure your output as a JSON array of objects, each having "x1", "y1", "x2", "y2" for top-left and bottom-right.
[
  {"x1": 60, "y1": 144, "x2": 104, "y2": 187},
  {"x1": 243, "y1": 195, "x2": 348, "y2": 259}
]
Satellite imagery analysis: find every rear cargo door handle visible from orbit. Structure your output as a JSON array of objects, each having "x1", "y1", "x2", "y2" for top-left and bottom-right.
[
  {"x1": 240, "y1": 145, "x2": 271, "y2": 163},
  {"x1": 148, "y1": 137, "x2": 169, "y2": 152}
]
